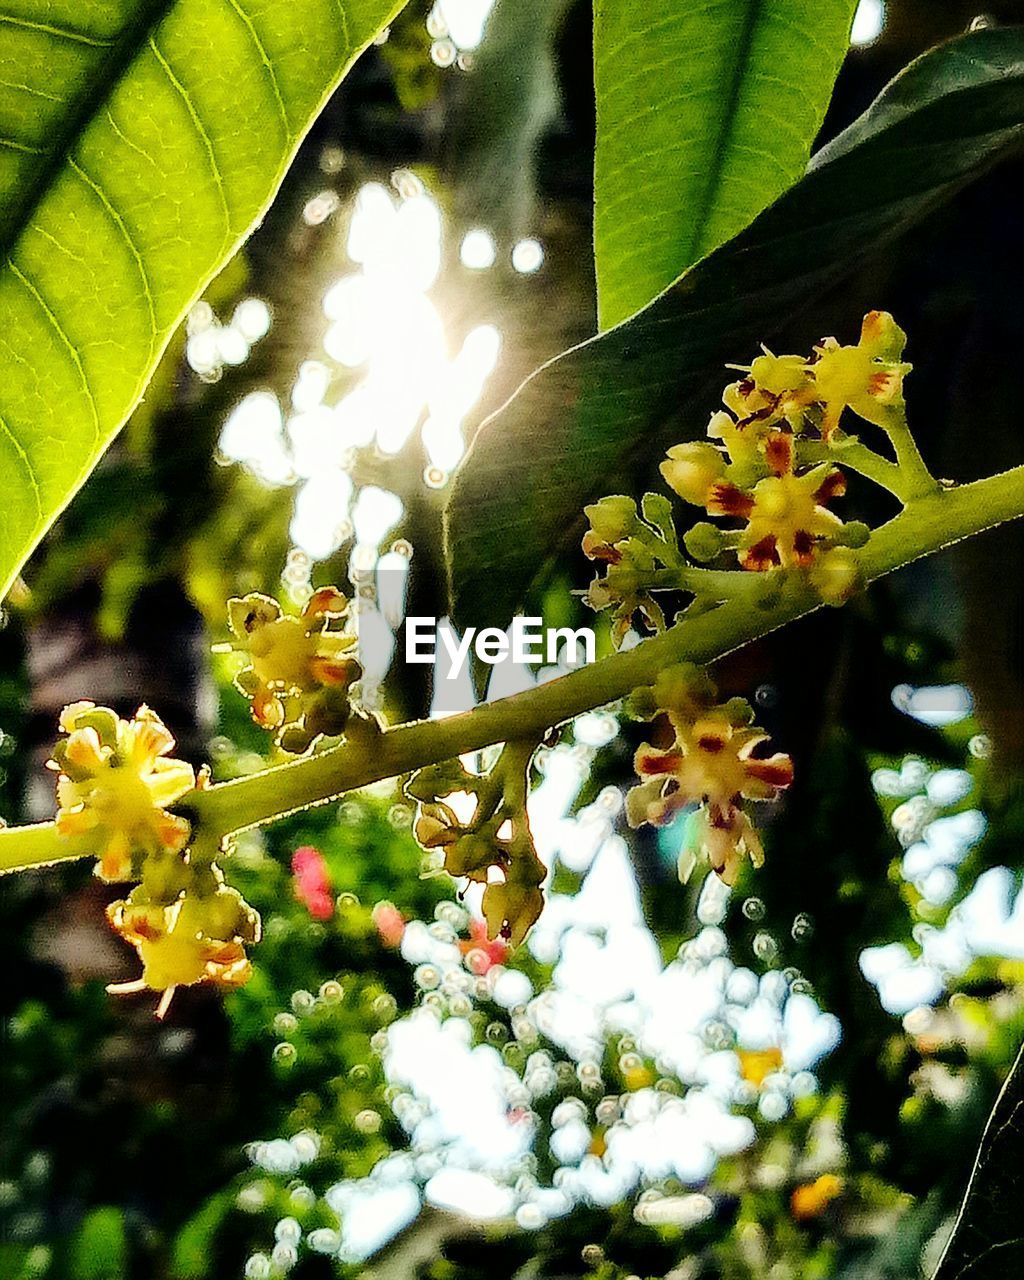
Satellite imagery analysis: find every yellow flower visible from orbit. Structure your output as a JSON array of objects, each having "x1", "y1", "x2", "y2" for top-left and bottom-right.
[
  {"x1": 581, "y1": 495, "x2": 639, "y2": 560},
  {"x1": 49, "y1": 703, "x2": 195, "y2": 882},
  {"x1": 722, "y1": 349, "x2": 817, "y2": 436},
  {"x1": 704, "y1": 432, "x2": 847, "y2": 571},
  {"x1": 222, "y1": 587, "x2": 360, "y2": 750},
  {"x1": 791, "y1": 1174, "x2": 843, "y2": 1221},
  {"x1": 629, "y1": 714, "x2": 793, "y2": 829},
  {"x1": 107, "y1": 885, "x2": 260, "y2": 1018},
  {"x1": 626, "y1": 670, "x2": 792, "y2": 886},
  {"x1": 809, "y1": 310, "x2": 911, "y2": 439},
  {"x1": 660, "y1": 442, "x2": 726, "y2": 507}
]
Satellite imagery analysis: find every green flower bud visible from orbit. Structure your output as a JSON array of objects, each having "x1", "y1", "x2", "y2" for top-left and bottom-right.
[
  {"x1": 660, "y1": 442, "x2": 725, "y2": 507},
  {"x1": 838, "y1": 520, "x2": 871, "y2": 549},
  {"x1": 583, "y1": 495, "x2": 638, "y2": 546},
  {"x1": 683, "y1": 522, "x2": 725, "y2": 563}
]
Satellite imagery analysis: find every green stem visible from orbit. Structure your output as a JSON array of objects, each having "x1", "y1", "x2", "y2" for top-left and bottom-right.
[
  {"x1": 0, "y1": 822, "x2": 78, "y2": 874},
  {"x1": 4, "y1": 464, "x2": 1024, "y2": 873},
  {"x1": 882, "y1": 405, "x2": 939, "y2": 501},
  {"x1": 644, "y1": 566, "x2": 766, "y2": 600},
  {"x1": 800, "y1": 438, "x2": 905, "y2": 497}
]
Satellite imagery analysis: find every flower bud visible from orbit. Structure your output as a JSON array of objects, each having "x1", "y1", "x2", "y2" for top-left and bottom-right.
[
  {"x1": 583, "y1": 495, "x2": 638, "y2": 546},
  {"x1": 660, "y1": 442, "x2": 726, "y2": 506},
  {"x1": 683, "y1": 521, "x2": 726, "y2": 563}
]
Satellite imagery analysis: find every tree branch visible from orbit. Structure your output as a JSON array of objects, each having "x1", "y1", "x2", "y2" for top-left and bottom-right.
[{"x1": 4, "y1": 464, "x2": 1024, "y2": 874}]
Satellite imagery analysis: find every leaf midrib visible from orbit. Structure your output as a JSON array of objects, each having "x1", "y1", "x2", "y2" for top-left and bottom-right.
[
  {"x1": 682, "y1": 0, "x2": 764, "y2": 268},
  {"x1": 0, "y1": 0, "x2": 179, "y2": 261}
]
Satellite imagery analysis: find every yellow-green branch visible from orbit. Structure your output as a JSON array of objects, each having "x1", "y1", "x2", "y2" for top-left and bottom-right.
[{"x1": 4, "y1": 463, "x2": 1024, "y2": 875}]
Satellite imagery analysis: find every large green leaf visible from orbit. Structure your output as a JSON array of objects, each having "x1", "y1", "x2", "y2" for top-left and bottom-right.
[
  {"x1": 445, "y1": 27, "x2": 1024, "y2": 631},
  {"x1": 0, "y1": 0, "x2": 403, "y2": 600},
  {"x1": 593, "y1": 0, "x2": 857, "y2": 329},
  {"x1": 931, "y1": 1046, "x2": 1024, "y2": 1279}
]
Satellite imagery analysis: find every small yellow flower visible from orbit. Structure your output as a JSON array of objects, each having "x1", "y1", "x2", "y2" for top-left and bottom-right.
[
  {"x1": 660, "y1": 442, "x2": 726, "y2": 507},
  {"x1": 49, "y1": 703, "x2": 195, "y2": 882},
  {"x1": 704, "y1": 433, "x2": 847, "y2": 571},
  {"x1": 581, "y1": 495, "x2": 639, "y2": 561},
  {"x1": 738, "y1": 1045, "x2": 784, "y2": 1088},
  {"x1": 629, "y1": 714, "x2": 792, "y2": 829},
  {"x1": 791, "y1": 1174, "x2": 843, "y2": 1221},
  {"x1": 107, "y1": 884, "x2": 260, "y2": 1018},
  {"x1": 222, "y1": 587, "x2": 360, "y2": 750},
  {"x1": 809, "y1": 310, "x2": 911, "y2": 440},
  {"x1": 723, "y1": 349, "x2": 817, "y2": 435}
]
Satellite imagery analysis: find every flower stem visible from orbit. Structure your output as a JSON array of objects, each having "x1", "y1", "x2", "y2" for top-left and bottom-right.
[
  {"x1": 4, "y1": 464, "x2": 1024, "y2": 874},
  {"x1": 882, "y1": 405, "x2": 939, "y2": 501},
  {"x1": 801, "y1": 439, "x2": 904, "y2": 496}
]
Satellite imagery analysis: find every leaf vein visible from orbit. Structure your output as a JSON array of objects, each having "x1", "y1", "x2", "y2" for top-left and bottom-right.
[
  {"x1": 147, "y1": 35, "x2": 233, "y2": 249},
  {"x1": 0, "y1": 76, "x2": 62, "y2": 103},
  {"x1": 222, "y1": 0, "x2": 292, "y2": 138},
  {"x1": 68, "y1": 157, "x2": 157, "y2": 361},
  {"x1": 0, "y1": 411, "x2": 43, "y2": 523},
  {"x1": 6, "y1": 259, "x2": 101, "y2": 445},
  {"x1": 0, "y1": 12, "x2": 115, "y2": 46},
  {"x1": 0, "y1": 136, "x2": 44, "y2": 155},
  {"x1": 103, "y1": 109, "x2": 161, "y2": 173}
]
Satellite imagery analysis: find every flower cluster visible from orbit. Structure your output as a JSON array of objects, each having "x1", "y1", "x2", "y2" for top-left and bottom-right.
[
  {"x1": 661, "y1": 313, "x2": 908, "y2": 572},
  {"x1": 49, "y1": 702, "x2": 260, "y2": 1014},
  {"x1": 625, "y1": 665, "x2": 793, "y2": 885},
  {"x1": 219, "y1": 587, "x2": 361, "y2": 753},
  {"x1": 584, "y1": 312, "x2": 913, "y2": 640},
  {"x1": 407, "y1": 749, "x2": 545, "y2": 947}
]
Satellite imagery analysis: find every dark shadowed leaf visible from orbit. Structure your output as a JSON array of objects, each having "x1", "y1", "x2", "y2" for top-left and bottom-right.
[{"x1": 932, "y1": 1044, "x2": 1024, "y2": 1280}]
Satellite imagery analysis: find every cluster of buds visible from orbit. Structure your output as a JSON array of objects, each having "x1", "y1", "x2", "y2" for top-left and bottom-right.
[
  {"x1": 217, "y1": 587, "x2": 361, "y2": 753},
  {"x1": 49, "y1": 702, "x2": 260, "y2": 1014},
  {"x1": 407, "y1": 749, "x2": 545, "y2": 948},
  {"x1": 584, "y1": 313, "x2": 913, "y2": 639},
  {"x1": 625, "y1": 664, "x2": 793, "y2": 886},
  {"x1": 581, "y1": 492, "x2": 680, "y2": 645}
]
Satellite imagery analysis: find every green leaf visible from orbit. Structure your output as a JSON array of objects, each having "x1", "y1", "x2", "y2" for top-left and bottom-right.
[
  {"x1": 71, "y1": 1206, "x2": 127, "y2": 1280},
  {"x1": 593, "y1": 0, "x2": 857, "y2": 329},
  {"x1": 445, "y1": 27, "x2": 1024, "y2": 631},
  {"x1": 931, "y1": 1045, "x2": 1024, "y2": 1280},
  {"x1": 0, "y1": 0, "x2": 403, "y2": 601}
]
